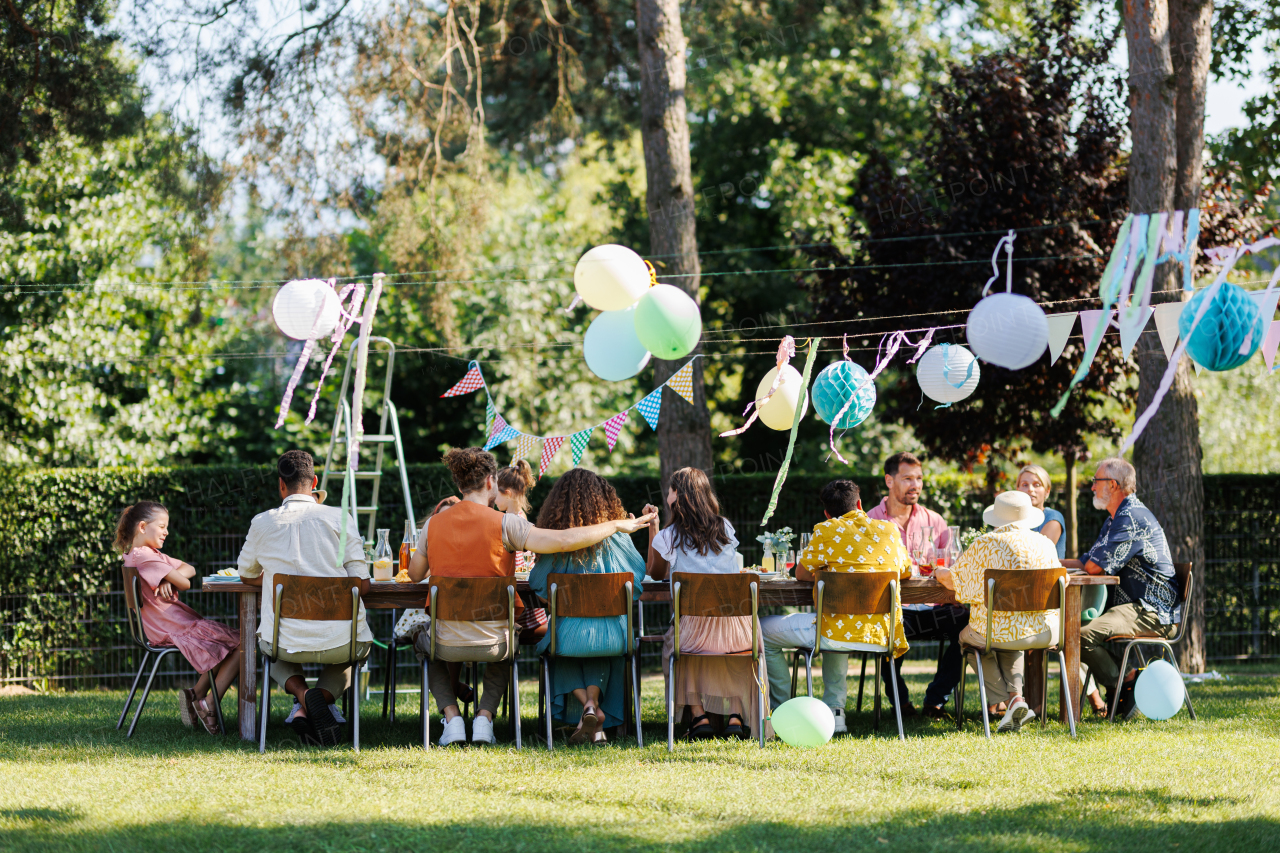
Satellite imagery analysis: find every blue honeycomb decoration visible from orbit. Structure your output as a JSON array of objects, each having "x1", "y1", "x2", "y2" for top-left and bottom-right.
[
  {"x1": 1179, "y1": 283, "x2": 1264, "y2": 371},
  {"x1": 812, "y1": 361, "x2": 877, "y2": 428}
]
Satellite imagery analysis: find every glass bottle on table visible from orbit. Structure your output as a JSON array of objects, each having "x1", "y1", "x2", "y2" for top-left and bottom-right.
[
  {"x1": 372, "y1": 528, "x2": 394, "y2": 581},
  {"x1": 761, "y1": 542, "x2": 775, "y2": 572},
  {"x1": 398, "y1": 519, "x2": 414, "y2": 579}
]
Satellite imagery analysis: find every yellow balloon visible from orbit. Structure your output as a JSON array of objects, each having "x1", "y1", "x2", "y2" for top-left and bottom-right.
[
  {"x1": 755, "y1": 364, "x2": 809, "y2": 430},
  {"x1": 574, "y1": 245, "x2": 651, "y2": 311}
]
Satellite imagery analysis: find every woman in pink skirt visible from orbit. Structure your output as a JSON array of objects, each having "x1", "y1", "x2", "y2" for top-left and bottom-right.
[{"x1": 116, "y1": 501, "x2": 240, "y2": 734}]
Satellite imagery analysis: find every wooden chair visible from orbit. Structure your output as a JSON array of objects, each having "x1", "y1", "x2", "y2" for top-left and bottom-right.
[
  {"x1": 116, "y1": 566, "x2": 226, "y2": 738},
  {"x1": 258, "y1": 574, "x2": 370, "y2": 753},
  {"x1": 1107, "y1": 562, "x2": 1197, "y2": 721},
  {"x1": 956, "y1": 567, "x2": 1076, "y2": 739},
  {"x1": 419, "y1": 576, "x2": 523, "y2": 748},
  {"x1": 668, "y1": 572, "x2": 766, "y2": 750},
  {"x1": 539, "y1": 572, "x2": 642, "y2": 749}
]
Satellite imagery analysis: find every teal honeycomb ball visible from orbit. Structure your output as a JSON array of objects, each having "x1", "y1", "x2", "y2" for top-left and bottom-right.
[
  {"x1": 1179, "y1": 283, "x2": 1264, "y2": 371},
  {"x1": 811, "y1": 361, "x2": 876, "y2": 428}
]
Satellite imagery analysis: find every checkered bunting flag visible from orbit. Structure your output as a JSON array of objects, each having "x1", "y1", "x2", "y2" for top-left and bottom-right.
[
  {"x1": 569, "y1": 427, "x2": 593, "y2": 466},
  {"x1": 603, "y1": 411, "x2": 629, "y2": 451},
  {"x1": 483, "y1": 414, "x2": 519, "y2": 451},
  {"x1": 666, "y1": 360, "x2": 695, "y2": 405},
  {"x1": 514, "y1": 433, "x2": 539, "y2": 463},
  {"x1": 441, "y1": 363, "x2": 484, "y2": 397},
  {"x1": 539, "y1": 436, "x2": 565, "y2": 478},
  {"x1": 636, "y1": 389, "x2": 663, "y2": 431}
]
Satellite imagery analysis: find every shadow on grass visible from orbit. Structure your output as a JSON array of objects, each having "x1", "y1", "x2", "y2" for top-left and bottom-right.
[{"x1": 0, "y1": 789, "x2": 1273, "y2": 853}]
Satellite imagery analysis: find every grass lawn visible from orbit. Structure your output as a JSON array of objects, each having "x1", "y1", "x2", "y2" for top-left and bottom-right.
[{"x1": 1, "y1": 668, "x2": 1277, "y2": 852}]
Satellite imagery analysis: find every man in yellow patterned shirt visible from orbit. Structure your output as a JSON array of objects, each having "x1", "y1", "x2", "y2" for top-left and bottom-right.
[
  {"x1": 936, "y1": 491, "x2": 1061, "y2": 732},
  {"x1": 761, "y1": 480, "x2": 910, "y2": 733}
]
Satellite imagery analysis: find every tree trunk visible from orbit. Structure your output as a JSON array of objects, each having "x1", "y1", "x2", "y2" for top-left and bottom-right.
[
  {"x1": 1170, "y1": 0, "x2": 1214, "y2": 212},
  {"x1": 1126, "y1": 0, "x2": 1208, "y2": 672},
  {"x1": 636, "y1": 0, "x2": 713, "y2": 501},
  {"x1": 1064, "y1": 451, "x2": 1079, "y2": 560}
]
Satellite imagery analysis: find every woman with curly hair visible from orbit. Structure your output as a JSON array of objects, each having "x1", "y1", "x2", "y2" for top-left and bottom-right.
[
  {"x1": 645, "y1": 467, "x2": 769, "y2": 740},
  {"x1": 527, "y1": 468, "x2": 646, "y2": 745},
  {"x1": 406, "y1": 447, "x2": 654, "y2": 746}
]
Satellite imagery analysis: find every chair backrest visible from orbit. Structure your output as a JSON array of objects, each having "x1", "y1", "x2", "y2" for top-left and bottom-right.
[
  {"x1": 425, "y1": 575, "x2": 518, "y2": 661},
  {"x1": 121, "y1": 566, "x2": 147, "y2": 647},
  {"x1": 671, "y1": 572, "x2": 758, "y2": 618},
  {"x1": 1170, "y1": 563, "x2": 1193, "y2": 640},
  {"x1": 984, "y1": 567, "x2": 1067, "y2": 612},
  {"x1": 546, "y1": 572, "x2": 635, "y2": 657},
  {"x1": 815, "y1": 571, "x2": 896, "y2": 616},
  {"x1": 270, "y1": 574, "x2": 362, "y2": 658}
]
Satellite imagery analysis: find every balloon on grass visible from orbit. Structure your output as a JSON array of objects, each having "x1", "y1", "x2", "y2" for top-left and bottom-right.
[
  {"x1": 771, "y1": 696, "x2": 835, "y2": 748},
  {"x1": 1179, "y1": 283, "x2": 1265, "y2": 371},
  {"x1": 273, "y1": 279, "x2": 340, "y2": 340},
  {"x1": 1133, "y1": 659, "x2": 1186, "y2": 720},
  {"x1": 754, "y1": 364, "x2": 809, "y2": 430},
  {"x1": 584, "y1": 306, "x2": 652, "y2": 381},
  {"x1": 574, "y1": 245, "x2": 651, "y2": 311},
  {"x1": 811, "y1": 361, "x2": 876, "y2": 428},
  {"x1": 634, "y1": 284, "x2": 702, "y2": 359}
]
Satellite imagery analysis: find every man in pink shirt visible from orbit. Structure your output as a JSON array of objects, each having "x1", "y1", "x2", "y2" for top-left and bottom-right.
[{"x1": 866, "y1": 451, "x2": 968, "y2": 719}]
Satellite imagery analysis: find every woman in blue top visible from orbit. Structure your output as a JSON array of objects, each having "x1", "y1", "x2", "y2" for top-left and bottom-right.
[
  {"x1": 528, "y1": 469, "x2": 645, "y2": 745},
  {"x1": 1017, "y1": 465, "x2": 1066, "y2": 559}
]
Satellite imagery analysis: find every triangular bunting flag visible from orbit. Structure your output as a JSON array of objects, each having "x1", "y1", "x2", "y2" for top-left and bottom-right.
[
  {"x1": 1250, "y1": 288, "x2": 1280, "y2": 326},
  {"x1": 1152, "y1": 302, "x2": 1185, "y2": 361},
  {"x1": 483, "y1": 415, "x2": 519, "y2": 451},
  {"x1": 603, "y1": 411, "x2": 629, "y2": 451},
  {"x1": 539, "y1": 436, "x2": 565, "y2": 478},
  {"x1": 1192, "y1": 360, "x2": 1203, "y2": 376},
  {"x1": 636, "y1": 389, "x2": 663, "y2": 431},
  {"x1": 1119, "y1": 306, "x2": 1155, "y2": 358},
  {"x1": 666, "y1": 361, "x2": 696, "y2": 405},
  {"x1": 1078, "y1": 309, "x2": 1114, "y2": 354},
  {"x1": 441, "y1": 363, "x2": 484, "y2": 397},
  {"x1": 514, "y1": 433, "x2": 539, "y2": 463},
  {"x1": 1263, "y1": 321, "x2": 1280, "y2": 371},
  {"x1": 1045, "y1": 312, "x2": 1077, "y2": 365},
  {"x1": 569, "y1": 428, "x2": 593, "y2": 466}
]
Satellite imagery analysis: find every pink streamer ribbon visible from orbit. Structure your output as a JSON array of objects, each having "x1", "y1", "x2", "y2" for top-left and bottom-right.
[
  {"x1": 305, "y1": 282, "x2": 367, "y2": 424},
  {"x1": 719, "y1": 336, "x2": 797, "y2": 437},
  {"x1": 274, "y1": 281, "x2": 336, "y2": 429},
  {"x1": 827, "y1": 328, "x2": 934, "y2": 464}
]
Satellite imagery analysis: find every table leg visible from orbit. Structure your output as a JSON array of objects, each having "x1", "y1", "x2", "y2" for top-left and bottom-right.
[
  {"x1": 1062, "y1": 584, "x2": 1083, "y2": 724},
  {"x1": 239, "y1": 590, "x2": 259, "y2": 742},
  {"x1": 1024, "y1": 649, "x2": 1046, "y2": 719}
]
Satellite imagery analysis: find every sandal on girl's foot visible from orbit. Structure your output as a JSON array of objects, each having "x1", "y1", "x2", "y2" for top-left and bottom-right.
[
  {"x1": 591, "y1": 730, "x2": 608, "y2": 746},
  {"x1": 722, "y1": 715, "x2": 750, "y2": 739},
  {"x1": 686, "y1": 713, "x2": 715, "y2": 740},
  {"x1": 566, "y1": 724, "x2": 591, "y2": 746},
  {"x1": 178, "y1": 688, "x2": 198, "y2": 728},
  {"x1": 195, "y1": 696, "x2": 221, "y2": 735}
]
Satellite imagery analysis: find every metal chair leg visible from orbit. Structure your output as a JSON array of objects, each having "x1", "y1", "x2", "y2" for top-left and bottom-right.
[
  {"x1": 804, "y1": 649, "x2": 814, "y2": 698},
  {"x1": 667, "y1": 655, "x2": 676, "y2": 751},
  {"x1": 543, "y1": 656, "x2": 554, "y2": 751},
  {"x1": 1152, "y1": 640, "x2": 1197, "y2": 720},
  {"x1": 886, "y1": 653, "x2": 905, "y2": 741},
  {"x1": 421, "y1": 659, "x2": 430, "y2": 749},
  {"x1": 207, "y1": 669, "x2": 226, "y2": 736},
  {"x1": 789, "y1": 651, "x2": 799, "y2": 699},
  {"x1": 1057, "y1": 650, "x2": 1077, "y2": 737},
  {"x1": 973, "y1": 652, "x2": 992, "y2": 740},
  {"x1": 126, "y1": 649, "x2": 172, "y2": 738},
  {"x1": 259, "y1": 657, "x2": 271, "y2": 753},
  {"x1": 632, "y1": 653, "x2": 644, "y2": 747},
  {"x1": 387, "y1": 631, "x2": 399, "y2": 724},
  {"x1": 955, "y1": 653, "x2": 967, "y2": 731},
  {"x1": 511, "y1": 657, "x2": 522, "y2": 749},
  {"x1": 1108, "y1": 642, "x2": 1136, "y2": 721},
  {"x1": 759, "y1": 657, "x2": 767, "y2": 748},
  {"x1": 117, "y1": 651, "x2": 150, "y2": 730},
  {"x1": 873, "y1": 660, "x2": 882, "y2": 730},
  {"x1": 352, "y1": 659, "x2": 361, "y2": 752},
  {"x1": 856, "y1": 652, "x2": 868, "y2": 712}
]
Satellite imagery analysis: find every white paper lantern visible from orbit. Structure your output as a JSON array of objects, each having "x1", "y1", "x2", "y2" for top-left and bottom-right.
[
  {"x1": 916, "y1": 344, "x2": 980, "y2": 405},
  {"x1": 755, "y1": 364, "x2": 809, "y2": 430},
  {"x1": 574, "y1": 245, "x2": 651, "y2": 311},
  {"x1": 966, "y1": 292, "x2": 1049, "y2": 369},
  {"x1": 273, "y1": 279, "x2": 340, "y2": 340}
]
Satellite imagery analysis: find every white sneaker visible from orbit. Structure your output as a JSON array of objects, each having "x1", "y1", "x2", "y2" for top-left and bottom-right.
[
  {"x1": 471, "y1": 715, "x2": 496, "y2": 745},
  {"x1": 831, "y1": 707, "x2": 848, "y2": 734},
  {"x1": 285, "y1": 703, "x2": 302, "y2": 724},
  {"x1": 997, "y1": 699, "x2": 1035, "y2": 732},
  {"x1": 329, "y1": 704, "x2": 346, "y2": 725},
  {"x1": 438, "y1": 715, "x2": 466, "y2": 746}
]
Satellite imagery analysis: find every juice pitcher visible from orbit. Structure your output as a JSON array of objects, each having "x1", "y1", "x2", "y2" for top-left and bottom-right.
[{"x1": 372, "y1": 528, "x2": 394, "y2": 581}]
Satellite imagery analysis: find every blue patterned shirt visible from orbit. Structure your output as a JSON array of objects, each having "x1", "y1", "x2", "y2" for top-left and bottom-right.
[{"x1": 1082, "y1": 495, "x2": 1180, "y2": 625}]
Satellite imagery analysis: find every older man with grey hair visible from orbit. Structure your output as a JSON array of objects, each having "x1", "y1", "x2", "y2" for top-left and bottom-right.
[{"x1": 1063, "y1": 457, "x2": 1179, "y2": 719}]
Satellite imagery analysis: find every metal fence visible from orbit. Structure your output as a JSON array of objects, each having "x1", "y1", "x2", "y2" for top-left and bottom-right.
[{"x1": 3, "y1": 475, "x2": 1278, "y2": 690}]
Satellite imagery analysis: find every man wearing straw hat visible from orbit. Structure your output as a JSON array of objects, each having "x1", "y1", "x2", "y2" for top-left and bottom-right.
[{"x1": 935, "y1": 491, "x2": 1061, "y2": 732}]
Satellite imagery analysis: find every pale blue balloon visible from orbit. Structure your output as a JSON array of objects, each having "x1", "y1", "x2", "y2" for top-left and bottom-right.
[
  {"x1": 584, "y1": 306, "x2": 651, "y2": 381},
  {"x1": 771, "y1": 696, "x2": 835, "y2": 747},
  {"x1": 1134, "y1": 659, "x2": 1185, "y2": 720}
]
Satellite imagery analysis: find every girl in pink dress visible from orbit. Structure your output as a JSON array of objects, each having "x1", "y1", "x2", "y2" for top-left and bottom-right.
[{"x1": 116, "y1": 501, "x2": 240, "y2": 734}]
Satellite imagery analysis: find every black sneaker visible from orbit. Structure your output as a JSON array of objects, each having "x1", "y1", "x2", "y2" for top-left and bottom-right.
[
  {"x1": 289, "y1": 713, "x2": 321, "y2": 746},
  {"x1": 305, "y1": 689, "x2": 342, "y2": 746},
  {"x1": 1115, "y1": 678, "x2": 1139, "y2": 721}
]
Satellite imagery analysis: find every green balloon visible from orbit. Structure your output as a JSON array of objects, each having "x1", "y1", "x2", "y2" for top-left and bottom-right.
[
  {"x1": 771, "y1": 696, "x2": 835, "y2": 748},
  {"x1": 634, "y1": 284, "x2": 702, "y2": 359}
]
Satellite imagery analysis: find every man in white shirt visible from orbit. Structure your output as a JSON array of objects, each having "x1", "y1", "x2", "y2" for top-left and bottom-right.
[{"x1": 238, "y1": 450, "x2": 372, "y2": 746}]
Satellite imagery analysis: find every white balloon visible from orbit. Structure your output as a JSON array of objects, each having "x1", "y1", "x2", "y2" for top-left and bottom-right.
[
  {"x1": 273, "y1": 279, "x2": 340, "y2": 340},
  {"x1": 755, "y1": 364, "x2": 809, "y2": 430},
  {"x1": 583, "y1": 306, "x2": 652, "y2": 381},
  {"x1": 966, "y1": 292, "x2": 1050, "y2": 369},
  {"x1": 916, "y1": 344, "x2": 981, "y2": 404},
  {"x1": 574, "y1": 245, "x2": 651, "y2": 311}
]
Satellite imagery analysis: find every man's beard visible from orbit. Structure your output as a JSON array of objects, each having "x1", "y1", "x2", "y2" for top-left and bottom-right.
[
  {"x1": 899, "y1": 492, "x2": 920, "y2": 505},
  {"x1": 1092, "y1": 494, "x2": 1108, "y2": 510}
]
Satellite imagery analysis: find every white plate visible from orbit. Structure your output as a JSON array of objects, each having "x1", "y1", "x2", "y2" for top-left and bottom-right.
[
  {"x1": 754, "y1": 571, "x2": 783, "y2": 582},
  {"x1": 514, "y1": 572, "x2": 531, "y2": 582}
]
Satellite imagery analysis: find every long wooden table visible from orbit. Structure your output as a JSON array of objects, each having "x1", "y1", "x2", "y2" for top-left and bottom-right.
[{"x1": 220, "y1": 573, "x2": 1117, "y2": 742}]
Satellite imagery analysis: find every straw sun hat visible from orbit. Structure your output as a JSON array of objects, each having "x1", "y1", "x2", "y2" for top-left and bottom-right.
[{"x1": 983, "y1": 491, "x2": 1045, "y2": 529}]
